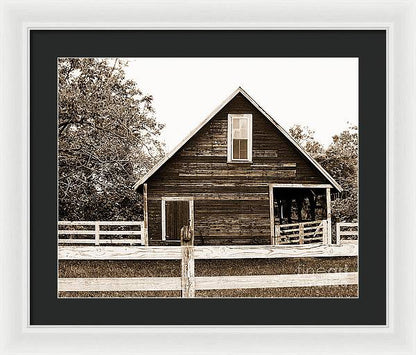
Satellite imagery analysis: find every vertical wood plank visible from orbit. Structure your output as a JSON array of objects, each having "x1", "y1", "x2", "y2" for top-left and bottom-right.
[
  {"x1": 248, "y1": 114, "x2": 253, "y2": 162},
  {"x1": 275, "y1": 225, "x2": 280, "y2": 245},
  {"x1": 299, "y1": 223, "x2": 304, "y2": 244},
  {"x1": 189, "y1": 200, "x2": 194, "y2": 236},
  {"x1": 227, "y1": 114, "x2": 232, "y2": 162},
  {"x1": 143, "y1": 183, "x2": 149, "y2": 246},
  {"x1": 336, "y1": 222, "x2": 341, "y2": 245},
  {"x1": 322, "y1": 219, "x2": 328, "y2": 244},
  {"x1": 161, "y1": 199, "x2": 166, "y2": 241},
  {"x1": 181, "y1": 225, "x2": 195, "y2": 298},
  {"x1": 94, "y1": 222, "x2": 100, "y2": 246},
  {"x1": 269, "y1": 185, "x2": 275, "y2": 245},
  {"x1": 326, "y1": 187, "x2": 332, "y2": 245}
]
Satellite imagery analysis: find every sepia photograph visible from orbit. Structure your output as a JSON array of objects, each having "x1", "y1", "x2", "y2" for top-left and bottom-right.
[
  {"x1": 58, "y1": 57, "x2": 359, "y2": 298},
  {"x1": 1, "y1": 3, "x2": 402, "y2": 350}
]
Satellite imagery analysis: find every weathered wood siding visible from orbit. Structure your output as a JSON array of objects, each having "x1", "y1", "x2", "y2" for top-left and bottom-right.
[{"x1": 147, "y1": 93, "x2": 327, "y2": 245}]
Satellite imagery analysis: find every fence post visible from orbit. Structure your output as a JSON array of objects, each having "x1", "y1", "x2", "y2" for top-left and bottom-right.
[
  {"x1": 94, "y1": 222, "x2": 100, "y2": 246},
  {"x1": 275, "y1": 225, "x2": 280, "y2": 245},
  {"x1": 269, "y1": 185, "x2": 275, "y2": 245},
  {"x1": 322, "y1": 220, "x2": 328, "y2": 245},
  {"x1": 143, "y1": 183, "x2": 149, "y2": 246},
  {"x1": 336, "y1": 222, "x2": 341, "y2": 245},
  {"x1": 299, "y1": 223, "x2": 304, "y2": 244},
  {"x1": 326, "y1": 187, "x2": 332, "y2": 245},
  {"x1": 181, "y1": 225, "x2": 195, "y2": 298}
]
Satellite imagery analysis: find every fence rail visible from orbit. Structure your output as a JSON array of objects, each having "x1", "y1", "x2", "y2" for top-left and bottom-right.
[
  {"x1": 58, "y1": 221, "x2": 359, "y2": 297},
  {"x1": 58, "y1": 243, "x2": 358, "y2": 297},
  {"x1": 58, "y1": 221, "x2": 144, "y2": 246},
  {"x1": 275, "y1": 220, "x2": 328, "y2": 245},
  {"x1": 59, "y1": 244, "x2": 358, "y2": 260},
  {"x1": 59, "y1": 272, "x2": 358, "y2": 292},
  {"x1": 336, "y1": 222, "x2": 358, "y2": 245}
]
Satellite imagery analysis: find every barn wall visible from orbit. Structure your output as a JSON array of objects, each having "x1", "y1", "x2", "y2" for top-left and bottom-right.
[{"x1": 146, "y1": 93, "x2": 328, "y2": 245}]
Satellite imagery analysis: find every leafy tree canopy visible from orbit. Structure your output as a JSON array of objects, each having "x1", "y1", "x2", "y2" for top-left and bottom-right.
[
  {"x1": 58, "y1": 58, "x2": 165, "y2": 221},
  {"x1": 289, "y1": 124, "x2": 358, "y2": 222},
  {"x1": 289, "y1": 125, "x2": 325, "y2": 157}
]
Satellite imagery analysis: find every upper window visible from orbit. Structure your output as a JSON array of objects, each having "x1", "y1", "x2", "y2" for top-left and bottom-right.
[{"x1": 227, "y1": 114, "x2": 252, "y2": 162}]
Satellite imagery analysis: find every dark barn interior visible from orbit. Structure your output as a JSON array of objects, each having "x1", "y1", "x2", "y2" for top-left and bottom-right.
[{"x1": 272, "y1": 187, "x2": 328, "y2": 225}]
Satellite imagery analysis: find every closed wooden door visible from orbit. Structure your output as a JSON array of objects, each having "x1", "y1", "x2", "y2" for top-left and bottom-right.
[{"x1": 165, "y1": 200, "x2": 190, "y2": 240}]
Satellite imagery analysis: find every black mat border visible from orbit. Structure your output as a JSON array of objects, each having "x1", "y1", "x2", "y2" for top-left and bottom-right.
[{"x1": 30, "y1": 30, "x2": 386, "y2": 325}]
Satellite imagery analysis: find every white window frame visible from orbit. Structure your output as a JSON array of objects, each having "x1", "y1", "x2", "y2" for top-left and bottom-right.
[{"x1": 227, "y1": 113, "x2": 253, "y2": 162}]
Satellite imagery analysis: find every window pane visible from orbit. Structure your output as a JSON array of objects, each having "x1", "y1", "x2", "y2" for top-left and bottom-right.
[
  {"x1": 239, "y1": 139, "x2": 248, "y2": 159},
  {"x1": 233, "y1": 139, "x2": 248, "y2": 160},
  {"x1": 232, "y1": 116, "x2": 248, "y2": 139},
  {"x1": 232, "y1": 139, "x2": 239, "y2": 159},
  {"x1": 239, "y1": 118, "x2": 248, "y2": 138},
  {"x1": 233, "y1": 117, "x2": 240, "y2": 130},
  {"x1": 233, "y1": 127, "x2": 241, "y2": 139}
]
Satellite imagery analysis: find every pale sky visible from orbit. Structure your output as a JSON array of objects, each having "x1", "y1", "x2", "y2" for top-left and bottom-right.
[{"x1": 124, "y1": 58, "x2": 358, "y2": 151}]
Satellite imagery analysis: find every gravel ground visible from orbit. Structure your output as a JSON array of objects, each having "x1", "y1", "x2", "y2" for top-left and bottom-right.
[{"x1": 59, "y1": 257, "x2": 358, "y2": 298}]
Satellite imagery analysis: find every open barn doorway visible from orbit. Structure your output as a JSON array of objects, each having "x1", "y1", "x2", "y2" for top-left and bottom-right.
[
  {"x1": 161, "y1": 197, "x2": 194, "y2": 244},
  {"x1": 269, "y1": 184, "x2": 333, "y2": 245}
]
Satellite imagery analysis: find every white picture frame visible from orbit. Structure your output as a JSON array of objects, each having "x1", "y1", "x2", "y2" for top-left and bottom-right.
[{"x1": 1, "y1": 0, "x2": 415, "y2": 354}]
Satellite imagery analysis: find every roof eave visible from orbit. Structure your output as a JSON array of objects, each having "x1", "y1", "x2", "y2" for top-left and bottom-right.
[
  {"x1": 237, "y1": 88, "x2": 343, "y2": 193},
  {"x1": 133, "y1": 87, "x2": 244, "y2": 191},
  {"x1": 133, "y1": 87, "x2": 343, "y2": 193}
]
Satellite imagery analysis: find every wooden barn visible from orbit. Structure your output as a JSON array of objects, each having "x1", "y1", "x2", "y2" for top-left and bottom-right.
[{"x1": 134, "y1": 87, "x2": 342, "y2": 246}]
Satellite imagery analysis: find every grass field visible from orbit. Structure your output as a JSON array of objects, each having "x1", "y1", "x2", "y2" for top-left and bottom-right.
[{"x1": 59, "y1": 256, "x2": 358, "y2": 298}]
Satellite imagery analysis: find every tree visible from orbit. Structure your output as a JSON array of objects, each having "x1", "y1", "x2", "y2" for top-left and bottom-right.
[
  {"x1": 289, "y1": 124, "x2": 358, "y2": 222},
  {"x1": 321, "y1": 125, "x2": 358, "y2": 222},
  {"x1": 58, "y1": 58, "x2": 165, "y2": 221},
  {"x1": 289, "y1": 125, "x2": 324, "y2": 157}
]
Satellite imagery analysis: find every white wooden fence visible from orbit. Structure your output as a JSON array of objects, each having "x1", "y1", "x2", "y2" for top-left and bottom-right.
[
  {"x1": 58, "y1": 221, "x2": 145, "y2": 246},
  {"x1": 59, "y1": 272, "x2": 358, "y2": 293},
  {"x1": 58, "y1": 221, "x2": 359, "y2": 297},
  {"x1": 274, "y1": 220, "x2": 328, "y2": 245},
  {"x1": 336, "y1": 222, "x2": 359, "y2": 245},
  {"x1": 59, "y1": 244, "x2": 358, "y2": 260},
  {"x1": 58, "y1": 244, "x2": 358, "y2": 297}
]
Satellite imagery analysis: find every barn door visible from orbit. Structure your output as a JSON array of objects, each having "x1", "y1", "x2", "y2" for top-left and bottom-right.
[{"x1": 163, "y1": 199, "x2": 193, "y2": 241}]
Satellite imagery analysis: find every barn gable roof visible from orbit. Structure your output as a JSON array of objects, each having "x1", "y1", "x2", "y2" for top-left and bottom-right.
[{"x1": 134, "y1": 87, "x2": 342, "y2": 192}]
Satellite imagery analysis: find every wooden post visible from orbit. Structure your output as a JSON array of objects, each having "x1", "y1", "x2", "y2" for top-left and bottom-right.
[
  {"x1": 322, "y1": 219, "x2": 328, "y2": 244},
  {"x1": 269, "y1": 185, "x2": 275, "y2": 245},
  {"x1": 299, "y1": 223, "x2": 304, "y2": 244},
  {"x1": 275, "y1": 224, "x2": 280, "y2": 245},
  {"x1": 94, "y1": 222, "x2": 100, "y2": 246},
  {"x1": 189, "y1": 200, "x2": 194, "y2": 237},
  {"x1": 326, "y1": 187, "x2": 332, "y2": 245},
  {"x1": 181, "y1": 225, "x2": 195, "y2": 298},
  {"x1": 161, "y1": 199, "x2": 166, "y2": 241},
  {"x1": 143, "y1": 183, "x2": 149, "y2": 246},
  {"x1": 336, "y1": 222, "x2": 341, "y2": 245}
]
